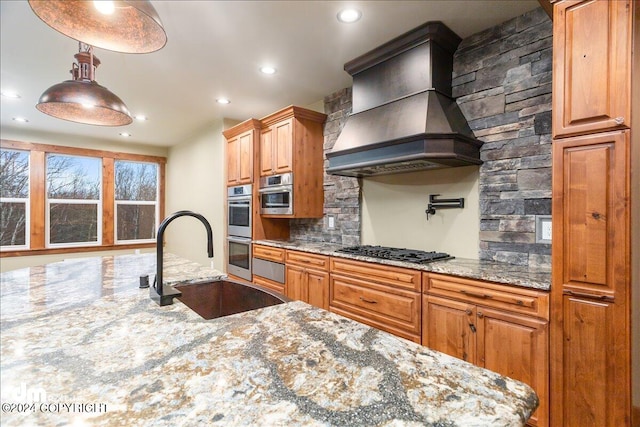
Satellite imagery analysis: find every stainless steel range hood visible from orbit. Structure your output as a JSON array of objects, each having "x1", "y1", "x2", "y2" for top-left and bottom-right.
[{"x1": 326, "y1": 21, "x2": 483, "y2": 177}]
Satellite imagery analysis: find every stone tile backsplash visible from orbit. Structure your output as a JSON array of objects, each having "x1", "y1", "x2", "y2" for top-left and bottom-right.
[{"x1": 291, "y1": 7, "x2": 552, "y2": 269}]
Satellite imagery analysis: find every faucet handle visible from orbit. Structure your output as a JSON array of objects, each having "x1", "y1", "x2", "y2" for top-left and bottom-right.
[{"x1": 139, "y1": 275, "x2": 150, "y2": 288}]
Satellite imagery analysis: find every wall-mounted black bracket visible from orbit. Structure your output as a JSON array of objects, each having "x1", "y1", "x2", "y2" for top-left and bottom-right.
[{"x1": 425, "y1": 194, "x2": 465, "y2": 220}]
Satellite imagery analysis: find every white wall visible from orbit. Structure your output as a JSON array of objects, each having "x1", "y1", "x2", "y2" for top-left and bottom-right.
[
  {"x1": 164, "y1": 118, "x2": 238, "y2": 272},
  {"x1": 361, "y1": 166, "x2": 480, "y2": 259},
  {"x1": 0, "y1": 130, "x2": 168, "y2": 273}
]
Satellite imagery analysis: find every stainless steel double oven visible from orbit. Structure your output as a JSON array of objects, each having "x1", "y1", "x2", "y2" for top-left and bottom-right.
[{"x1": 226, "y1": 184, "x2": 252, "y2": 281}]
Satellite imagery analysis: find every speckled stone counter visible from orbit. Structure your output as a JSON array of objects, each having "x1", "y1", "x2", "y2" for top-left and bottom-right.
[
  {"x1": 1, "y1": 253, "x2": 538, "y2": 426},
  {"x1": 253, "y1": 240, "x2": 551, "y2": 291}
]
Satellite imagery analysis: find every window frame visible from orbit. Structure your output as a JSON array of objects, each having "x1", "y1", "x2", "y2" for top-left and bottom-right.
[
  {"x1": 45, "y1": 152, "x2": 103, "y2": 248},
  {"x1": 0, "y1": 139, "x2": 166, "y2": 257},
  {"x1": 114, "y1": 159, "x2": 160, "y2": 245},
  {"x1": 0, "y1": 148, "x2": 30, "y2": 251}
]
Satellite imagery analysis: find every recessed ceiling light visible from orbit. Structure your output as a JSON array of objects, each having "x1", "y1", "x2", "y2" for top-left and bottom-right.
[
  {"x1": 216, "y1": 98, "x2": 231, "y2": 105},
  {"x1": 1, "y1": 90, "x2": 21, "y2": 99},
  {"x1": 260, "y1": 66, "x2": 277, "y2": 75},
  {"x1": 337, "y1": 8, "x2": 362, "y2": 23},
  {"x1": 134, "y1": 114, "x2": 148, "y2": 121},
  {"x1": 119, "y1": 132, "x2": 131, "y2": 137},
  {"x1": 12, "y1": 117, "x2": 29, "y2": 123}
]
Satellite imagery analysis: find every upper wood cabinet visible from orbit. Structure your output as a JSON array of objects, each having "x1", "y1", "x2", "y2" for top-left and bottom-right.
[
  {"x1": 552, "y1": 0, "x2": 632, "y2": 138},
  {"x1": 260, "y1": 118, "x2": 293, "y2": 175},
  {"x1": 223, "y1": 119, "x2": 261, "y2": 186},
  {"x1": 258, "y1": 106, "x2": 327, "y2": 218}
]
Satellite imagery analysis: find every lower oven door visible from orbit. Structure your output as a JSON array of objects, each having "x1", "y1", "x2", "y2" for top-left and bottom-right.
[{"x1": 227, "y1": 236, "x2": 252, "y2": 281}]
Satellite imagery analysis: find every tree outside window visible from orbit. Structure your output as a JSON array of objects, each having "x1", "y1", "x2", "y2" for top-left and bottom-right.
[
  {"x1": 46, "y1": 154, "x2": 102, "y2": 246},
  {"x1": 0, "y1": 149, "x2": 29, "y2": 249},
  {"x1": 115, "y1": 160, "x2": 158, "y2": 243}
]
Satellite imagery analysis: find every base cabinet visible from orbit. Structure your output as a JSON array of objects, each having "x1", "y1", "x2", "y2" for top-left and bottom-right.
[
  {"x1": 284, "y1": 250, "x2": 330, "y2": 310},
  {"x1": 423, "y1": 273, "x2": 549, "y2": 427}
]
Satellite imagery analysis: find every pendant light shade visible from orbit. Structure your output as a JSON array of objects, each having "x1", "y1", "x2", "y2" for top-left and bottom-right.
[
  {"x1": 28, "y1": 0, "x2": 167, "y2": 54},
  {"x1": 36, "y1": 44, "x2": 132, "y2": 126}
]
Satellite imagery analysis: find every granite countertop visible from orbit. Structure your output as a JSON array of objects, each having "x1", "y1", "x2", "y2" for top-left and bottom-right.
[
  {"x1": 253, "y1": 240, "x2": 551, "y2": 291},
  {"x1": 1, "y1": 253, "x2": 538, "y2": 426}
]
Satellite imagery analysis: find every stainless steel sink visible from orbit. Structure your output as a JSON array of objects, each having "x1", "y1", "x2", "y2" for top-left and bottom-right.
[{"x1": 175, "y1": 280, "x2": 289, "y2": 320}]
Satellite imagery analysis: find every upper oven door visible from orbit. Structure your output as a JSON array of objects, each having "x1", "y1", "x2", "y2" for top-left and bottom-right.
[
  {"x1": 228, "y1": 196, "x2": 251, "y2": 238},
  {"x1": 259, "y1": 186, "x2": 293, "y2": 215}
]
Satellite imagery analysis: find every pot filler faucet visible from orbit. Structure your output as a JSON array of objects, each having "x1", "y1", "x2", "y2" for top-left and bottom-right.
[{"x1": 150, "y1": 210, "x2": 214, "y2": 306}]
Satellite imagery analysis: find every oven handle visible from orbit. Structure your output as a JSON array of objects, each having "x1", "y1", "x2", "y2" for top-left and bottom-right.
[
  {"x1": 263, "y1": 203, "x2": 290, "y2": 207},
  {"x1": 258, "y1": 186, "x2": 292, "y2": 194},
  {"x1": 228, "y1": 199, "x2": 251, "y2": 205},
  {"x1": 227, "y1": 236, "x2": 252, "y2": 244}
]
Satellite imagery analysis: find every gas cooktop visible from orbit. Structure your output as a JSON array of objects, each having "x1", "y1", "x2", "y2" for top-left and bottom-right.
[{"x1": 336, "y1": 245, "x2": 453, "y2": 264}]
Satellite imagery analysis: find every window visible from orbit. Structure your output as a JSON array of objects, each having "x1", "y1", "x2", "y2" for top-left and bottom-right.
[
  {"x1": 46, "y1": 154, "x2": 102, "y2": 247},
  {"x1": 0, "y1": 140, "x2": 165, "y2": 255},
  {"x1": 115, "y1": 160, "x2": 158, "y2": 243},
  {"x1": 0, "y1": 149, "x2": 30, "y2": 250}
]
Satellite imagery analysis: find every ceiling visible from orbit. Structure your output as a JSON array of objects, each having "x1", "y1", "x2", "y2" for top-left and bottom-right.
[{"x1": 0, "y1": 1, "x2": 540, "y2": 148}]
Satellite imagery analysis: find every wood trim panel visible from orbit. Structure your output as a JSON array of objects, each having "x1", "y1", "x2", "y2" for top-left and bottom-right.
[
  {"x1": 1, "y1": 242, "x2": 155, "y2": 258},
  {"x1": 424, "y1": 272, "x2": 550, "y2": 320},
  {"x1": 252, "y1": 275, "x2": 284, "y2": 294},
  {"x1": 330, "y1": 257, "x2": 422, "y2": 292},
  {"x1": 0, "y1": 139, "x2": 167, "y2": 164},
  {"x1": 222, "y1": 118, "x2": 261, "y2": 139},
  {"x1": 260, "y1": 105, "x2": 326, "y2": 127}
]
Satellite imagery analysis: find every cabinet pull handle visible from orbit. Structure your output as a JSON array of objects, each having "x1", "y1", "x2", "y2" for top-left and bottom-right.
[
  {"x1": 359, "y1": 296, "x2": 377, "y2": 304},
  {"x1": 465, "y1": 309, "x2": 472, "y2": 315},
  {"x1": 460, "y1": 290, "x2": 492, "y2": 299},
  {"x1": 614, "y1": 116, "x2": 624, "y2": 125},
  {"x1": 477, "y1": 312, "x2": 484, "y2": 318},
  {"x1": 563, "y1": 290, "x2": 614, "y2": 302},
  {"x1": 469, "y1": 323, "x2": 477, "y2": 333}
]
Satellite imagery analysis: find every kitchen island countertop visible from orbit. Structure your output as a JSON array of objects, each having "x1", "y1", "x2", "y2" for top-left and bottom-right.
[
  {"x1": 1, "y1": 253, "x2": 537, "y2": 426},
  {"x1": 253, "y1": 240, "x2": 551, "y2": 291}
]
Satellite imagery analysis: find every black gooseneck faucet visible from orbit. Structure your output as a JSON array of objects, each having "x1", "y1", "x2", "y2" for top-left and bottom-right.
[{"x1": 150, "y1": 210, "x2": 214, "y2": 306}]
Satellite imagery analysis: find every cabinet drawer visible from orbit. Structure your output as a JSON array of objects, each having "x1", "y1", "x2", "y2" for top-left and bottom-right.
[
  {"x1": 330, "y1": 257, "x2": 421, "y2": 292},
  {"x1": 286, "y1": 250, "x2": 329, "y2": 271},
  {"x1": 253, "y1": 275, "x2": 285, "y2": 295},
  {"x1": 424, "y1": 273, "x2": 549, "y2": 320},
  {"x1": 253, "y1": 245, "x2": 285, "y2": 262},
  {"x1": 330, "y1": 274, "x2": 421, "y2": 338}
]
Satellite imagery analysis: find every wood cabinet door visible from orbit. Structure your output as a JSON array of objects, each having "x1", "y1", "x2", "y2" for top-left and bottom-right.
[
  {"x1": 238, "y1": 130, "x2": 253, "y2": 184},
  {"x1": 226, "y1": 135, "x2": 239, "y2": 185},
  {"x1": 552, "y1": 0, "x2": 632, "y2": 138},
  {"x1": 273, "y1": 118, "x2": 293, "y2": 174},
  {"x1": 285, "y1": 264, "x2": 307, "y2": 302},
  {"x1": 559, "y1": 296, "x2": 625, "y2": 427},
  {"x1": 552, "y1": 131, "x2": 629, "y2": 299},
  {"x1": 306, "y1": 269, "x2": 329, "y2": 310},
  {"x1": 259, "y1": 127, "x2": 274, "y2": 176},
  {"x1": 422, "y1": 295, "x2": 476, "y2": 363},
  {"x1": 476, "y1": 307, "x2": 548, "y2": 427}
]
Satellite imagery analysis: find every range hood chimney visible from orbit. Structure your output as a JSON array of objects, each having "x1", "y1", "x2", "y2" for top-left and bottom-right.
[{"x1": 327, "y1": 21, "x2": 483, "y2": 177}]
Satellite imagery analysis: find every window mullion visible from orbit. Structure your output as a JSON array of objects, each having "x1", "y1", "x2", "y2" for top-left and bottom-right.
[
  {"x1": 30, "y1": 150, "x2": 46, "y2": 249},
  {"x1": 103, "y1": 157, "x2": 115, "y2": 246}
]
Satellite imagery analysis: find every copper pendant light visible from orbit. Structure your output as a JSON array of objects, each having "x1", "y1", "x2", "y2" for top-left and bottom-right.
[
  {"x1": 28, "y1": 0, "x2": 167, "y2": 54},
  {"x1": 36, "y1": 43, "x2": 133, "y2": 126}
]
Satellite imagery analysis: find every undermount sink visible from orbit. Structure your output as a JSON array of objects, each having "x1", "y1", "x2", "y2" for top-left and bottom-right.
[{"x1": 175, "y1": 280, "x2": 289, "y2": 320}]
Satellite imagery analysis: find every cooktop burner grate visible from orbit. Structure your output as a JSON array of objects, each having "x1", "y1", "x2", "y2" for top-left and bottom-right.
[{"x1": 336, "y1": 245, "x2": 453, "y2": 264}]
